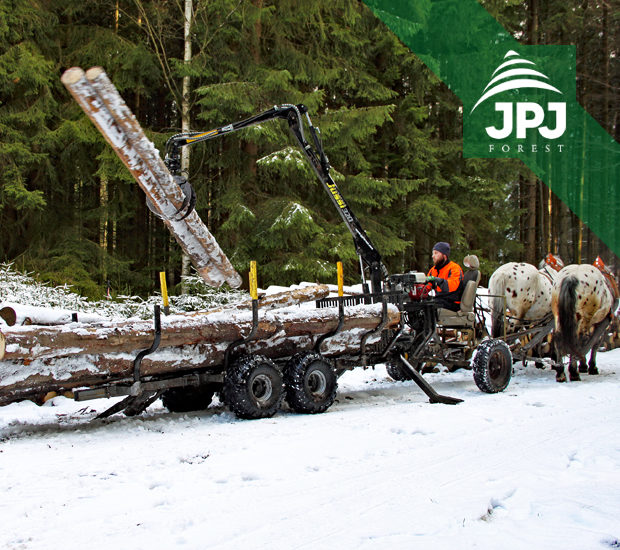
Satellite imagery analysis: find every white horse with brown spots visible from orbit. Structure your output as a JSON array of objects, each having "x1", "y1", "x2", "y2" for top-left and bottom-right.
[
  {"x1": 488, "y1": 254, "x2": 564, "y2": 338},
  {"x1": 551, "y1": 262, "x2": 618, "y2": 382}
]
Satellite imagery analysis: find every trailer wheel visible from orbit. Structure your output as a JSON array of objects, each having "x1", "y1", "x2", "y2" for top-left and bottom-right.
[
  {"x1": 284, "y1": 352, "x2": 337, "y2": 414},
  {"x1": 472, "y1": 339, "x2": 512, "y2": 393},
  {"x1": 386, "y1": 359, "x2": 417, "y2": 381},
  {"x1": 161, "y1": 385, "x2": 215, "y2": 413},
  {"x1": 222, "y1": 355, "x2": 284, "y2": 419}
]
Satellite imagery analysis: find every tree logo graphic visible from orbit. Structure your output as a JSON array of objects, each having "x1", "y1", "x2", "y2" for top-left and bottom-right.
[{"x1": 472, "y1": 50, "x2": 566, "y2": 143}]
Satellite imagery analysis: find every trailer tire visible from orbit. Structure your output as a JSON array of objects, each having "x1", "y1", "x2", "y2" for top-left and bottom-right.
[
  {"x1": 222, "y1": 355, "x2": 284, "y2": 419},
  {"x1": 472, "y1": 339, "x2": 512, "y2": 393},
  {"x1": 284, "y1": 352, "x2": 337, "y2": 414},
  {"x1": 386, "y1": 359, "x2": 416, "y2": 381},
  {"x1": 161, "y1": 385, "x2": 215, "y2": 413}
]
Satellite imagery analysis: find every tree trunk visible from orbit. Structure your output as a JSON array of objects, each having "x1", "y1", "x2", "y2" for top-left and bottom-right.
[
  {"x1": 0, "y1": 303, "x2": 400, "y2": 405},
  {"x1": 99, "y1": 174, "x2": 109, "y2": 281},
  {"x1": 541, "y1": 179, "x2": 550, "y2": 255},
  {"x1": 525, "y1": 175, "x2": 537, "y2": 264},
  {"x1": 0, "y1": 304, "x2": 106, "y2": 327},
  {"x1": 0, "y1": 284, "x2": 341, "y2": 361},
  {"x1": 61, "y1": 67, "x2": 242, "y2": 289},
  {"x1": 525, "y1": 0, "x2": 538, "y2": 265},
  {"x1": 181, "y1": 0, "x2": 193, "y2": 293},
  {"x1": 559, "y1": 200, "x2": 572, "y2": 262}
]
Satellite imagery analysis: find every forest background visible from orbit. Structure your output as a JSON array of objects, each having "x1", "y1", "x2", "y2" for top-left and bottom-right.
[{"x1": 0, "y1": 0, "x2": 617, "y2": 298}]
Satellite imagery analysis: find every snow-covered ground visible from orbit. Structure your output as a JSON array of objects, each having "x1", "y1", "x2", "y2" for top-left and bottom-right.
[
  {"x1": 1, "y1": 351, "x2": 619, "y2": 550},
  {"x1": 1, "y1": 265, "x2": 619, "y2": 548}
]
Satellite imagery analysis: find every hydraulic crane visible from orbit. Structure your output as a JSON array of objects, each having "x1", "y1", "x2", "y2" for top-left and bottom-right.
[{"x1": 163, "y1": 104, "x2": 386, "y2": 294}]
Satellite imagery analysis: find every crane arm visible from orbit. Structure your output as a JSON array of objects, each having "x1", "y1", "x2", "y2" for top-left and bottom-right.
[{"x1": 165, "y1": 104, "x2": 385, "y2": 293}]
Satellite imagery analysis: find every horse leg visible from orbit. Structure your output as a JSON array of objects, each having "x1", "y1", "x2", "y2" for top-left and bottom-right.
[
  {"x1": 568, "y1": 356, "x2": 581, "y2": 381},
  {"x1": 587, "y1": 333, "x2": 604, "y2": 375},
  {"x1": 552, "y1": 338, "x2": 566, "y2": 382},
  {"x1": 554, "y1": 365, "x2": 567, "y2": 383},
  {"x1": 585, "y1": 316, "x2": 611, "y2": 375},
  {"x1": 588, "y1": 347, "x2": 599, "y2": 375}
]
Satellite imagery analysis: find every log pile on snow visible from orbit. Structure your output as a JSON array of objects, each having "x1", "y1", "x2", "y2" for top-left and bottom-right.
[{"x1": 0, "y1": 286, "x2": 399, "y2": 405}]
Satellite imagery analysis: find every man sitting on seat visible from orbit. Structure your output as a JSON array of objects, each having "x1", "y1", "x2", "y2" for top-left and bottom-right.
[{"x1": 426, "y1": 242, "x2": 464, "y2": 311}]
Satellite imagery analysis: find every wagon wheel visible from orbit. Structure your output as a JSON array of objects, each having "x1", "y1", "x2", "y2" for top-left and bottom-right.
[
  {"x1": 222, "y1": 354, "x2": 284, "y2": 419},
  {"x1": 161, "y1": 385, "x2": 215, "y2": 413},
  {"x1": 386, "y1": 357, "x2": 421, "y2": 381},
  {"x1": 284, "y1": 352, "x2": 337, "y2": 414},
  {"x1": 472, "y1": 339, "x2": 512, "y2": 393}
]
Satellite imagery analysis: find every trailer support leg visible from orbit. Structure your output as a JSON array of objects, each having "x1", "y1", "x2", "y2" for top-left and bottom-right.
[
  {"x1": 96, "y1": 390, "x2": 165, "y2": 419},
  {"x1": 399, "y1": 354, "x2": 463, "y2": 405}
]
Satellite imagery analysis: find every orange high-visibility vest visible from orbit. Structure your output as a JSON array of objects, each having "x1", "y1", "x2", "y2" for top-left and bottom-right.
[{"x1": 427, "y1": 260, "x2": 464, "y2": 304}]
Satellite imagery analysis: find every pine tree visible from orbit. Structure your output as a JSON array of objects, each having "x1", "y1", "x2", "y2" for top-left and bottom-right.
[
  {"x1": 0, "y1": 0, "x2": 548, "y2": 295},
  {"x1": 0, "y1": 0, "x2": 54, "y2": 258}
]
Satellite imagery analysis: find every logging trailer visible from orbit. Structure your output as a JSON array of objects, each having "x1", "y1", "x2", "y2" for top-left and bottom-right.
[{"x1": 0, "y1": 69, "x2": 520, "y2": 420}]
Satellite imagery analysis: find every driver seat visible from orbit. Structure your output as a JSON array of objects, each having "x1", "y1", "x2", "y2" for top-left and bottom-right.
[{"x1": 437, "y1": 259, "x2": 480, "y2": 327}]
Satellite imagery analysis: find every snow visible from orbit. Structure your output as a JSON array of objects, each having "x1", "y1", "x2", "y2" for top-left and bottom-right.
[
  {"x1": 1, "y1": 353, "x2": 619, "y2": 549},
  {"x1": 271, "y1": 202, "x2": 313, "y2": 229},
  {"x1": 257, "y1": 146, "x2": 307, "y2": 168},
  {"x1": 0, "y1": 263, "x2": 245, "y2": 321},
  {"x1": 1, "y1": 266, "x2": 620, "y2": 549},
  {"x1": 0, "y1": 302, "x2": 107, "y2": 326}
]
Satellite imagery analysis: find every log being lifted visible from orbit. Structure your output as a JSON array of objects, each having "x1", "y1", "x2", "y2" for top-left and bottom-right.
[
  {"x1": 0, "y1": 303, "x2": 400, "y2": 405},
  {"x1": 61, "y1": 67, "x2": 241, "y2": 289}
]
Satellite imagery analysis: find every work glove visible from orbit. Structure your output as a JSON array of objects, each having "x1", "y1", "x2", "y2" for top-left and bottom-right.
[{"x1": 426, "y1": 276, "x2": 441, "y2": 284}]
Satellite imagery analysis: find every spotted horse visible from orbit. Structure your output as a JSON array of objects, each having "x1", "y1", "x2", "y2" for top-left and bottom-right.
[
  {"x1": 551, "y1": 258, "x2": 619, "y2": 382},
  {"x1": 488, "y1": 253, "x2": 564, "y2": 338}
]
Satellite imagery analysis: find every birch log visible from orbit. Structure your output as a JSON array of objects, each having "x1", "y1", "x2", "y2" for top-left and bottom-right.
[
  {"x1": 241, "y1": 284, "x2": 330, "y2": 310},
  {"x1": 189, "y1": 285, "x2": 330, "y2": 316},
  {"x1": 0, "y1": 304, "x2": 399, "y2": 405},
  {"x1": 60, "y1": 67, "x2": 241, "y2": 289},
  {"x1": 0, "y1": 304, "x2": 106, "y2": 327},
  {"x1": 0, "y1": 303, "x2": 399, "y2": 362}
]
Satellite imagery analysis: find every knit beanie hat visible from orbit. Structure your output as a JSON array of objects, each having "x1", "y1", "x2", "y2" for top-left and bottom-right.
[{"x1": 432, "y1": 242, "x2": 450, "y2": 257}]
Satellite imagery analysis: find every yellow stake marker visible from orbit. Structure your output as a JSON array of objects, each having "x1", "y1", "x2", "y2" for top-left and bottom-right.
[
  {"x1": 159, "y1": 271, "x2": 170, "y2": 314},
  {"x1": 337, "y1": 261, "x2": 344, "y2": 297},
  {"x1": 249, "y1": 261, "x2": 258, "y2": 300}
]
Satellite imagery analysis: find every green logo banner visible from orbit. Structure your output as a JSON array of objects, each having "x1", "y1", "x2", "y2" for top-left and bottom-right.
[{"x1": 363, "y1": 0, "x2": 620, "y2": 258}]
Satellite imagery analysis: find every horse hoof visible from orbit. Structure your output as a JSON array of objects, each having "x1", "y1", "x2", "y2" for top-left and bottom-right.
[
  {"x1": 569, "y1": 372, "x2": 581, "y2": 382},
  {"x1": 556, "y1": 373, "x2": 567, "y2": 383},
  {"x1": 588, "y1": 366, "x2": 599, "y2": 375},
  {"x1": 579, "y1": 365, "x2": 588, "y2": 373}
]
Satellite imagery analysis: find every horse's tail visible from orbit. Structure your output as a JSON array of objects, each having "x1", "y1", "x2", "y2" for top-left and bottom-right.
[
  {"x1": 488, "y1": 270, "x2": 508, "y2": 338},
  {"x1": 556, "y1": 276, "x2": 580, "y2": 356}
]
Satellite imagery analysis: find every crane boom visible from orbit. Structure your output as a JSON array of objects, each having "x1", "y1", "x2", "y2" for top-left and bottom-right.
[{"x1": 166, "y1": 104, "x2": 385, "y2": 293}]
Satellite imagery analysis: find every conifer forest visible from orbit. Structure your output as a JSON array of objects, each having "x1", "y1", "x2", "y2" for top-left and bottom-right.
[{"x1": 0, "y1": 0, "x2": 617, "y2": 298}]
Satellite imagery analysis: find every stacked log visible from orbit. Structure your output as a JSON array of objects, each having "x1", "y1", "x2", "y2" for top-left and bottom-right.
[
  {"x1": 234, "y1": 284, "x2": 330, "y2": 310},
  {"x1": 0, "y1": 303, "x2": 107, "y2": 327},
  {"x1": 61, "y1": 67, "x2": 241, "y2": 289},
  {"x1": 0, "y1": 302, "x2": 400, "y2": 405},
  {"x1": 0, "y1": 285, "x2": 330, "y2": 327}
]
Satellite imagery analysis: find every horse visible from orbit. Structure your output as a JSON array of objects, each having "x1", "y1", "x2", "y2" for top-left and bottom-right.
[
  {"x1": 551, "y1": 260, "x2": 619, "y2": 382},
  {"x1": 488, "y1": 253, "x2": 564, "y2": 338}
]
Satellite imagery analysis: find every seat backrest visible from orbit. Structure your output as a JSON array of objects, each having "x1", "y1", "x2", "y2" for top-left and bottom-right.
[{"x1": 459, "y1": 270, "x2": 480, "y2": 313}]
